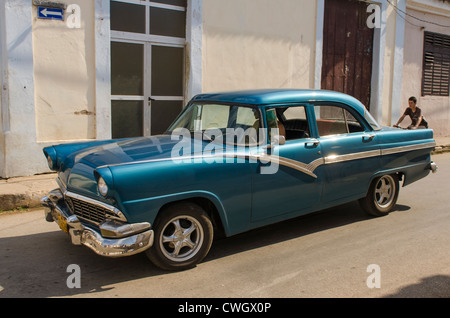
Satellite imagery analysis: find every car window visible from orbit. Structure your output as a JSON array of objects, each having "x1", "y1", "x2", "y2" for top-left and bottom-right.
[
  {"x1": 168, "y1": 103, "x2": 261, "y2": 146},
  {"x1": 237, "y1": 106, "x2": 260, "y2": 129},
  {"x1": 279, "y1": 106, "x2": 310, "y2": 141},
  {"x1": 199, "y1": 104, "x2": 231, "y2": 130},
  {"x1": 265, "y1": 106, "x2": 311, "y2": 142},
  {"x1": 314, "y1": 105, "x2": 365, "y2": 137},
  {"x1": 283, "y1": 107, "x2": 307, "y2": 120}
]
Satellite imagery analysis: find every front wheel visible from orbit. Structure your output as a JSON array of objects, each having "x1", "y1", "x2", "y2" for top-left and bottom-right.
[
  {"x1": 359, "y1": 174, "x2": 399, "y2": 217},
  {"x1": 146, "y1": 202, "x2": 214, "y2": 271}
]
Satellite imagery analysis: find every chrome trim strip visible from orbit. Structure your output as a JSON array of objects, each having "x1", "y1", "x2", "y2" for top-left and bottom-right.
[
  {"x1": 256, "y1": 154, "x2": 318, "y2": 178},
  {"x1": 271, "y1": 141, "x2": 435, "y2": 176},
  {"x1": 95, "y1": 141, "x2": 435, "y2": 180},
  {"x1": 381, "y1": 142, "x2": 436, "y2": 156},
  {"x1": 324, "y1": 149, "x2": 381, "y2": 164},
  {"x1": 307, "y1": 157, "x2": 326, "y2": 172},
  {"x1": 278, "y1": 157, "x2": 318, "y2": 178}
]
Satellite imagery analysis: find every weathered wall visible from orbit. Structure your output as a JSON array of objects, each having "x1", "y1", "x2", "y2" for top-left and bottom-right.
[
  {"x1": 33, "y1": 0, "x2": 96, "y2": 142},
  {"x1": 201, "y1": 0, "x2": 318, "y2": 92},
  {"x1": 401, "y1": 4, "x2": 450, "y2": 136},
  {"x1": 1, "y1": 0, "x2": 41, "y2": 177}
]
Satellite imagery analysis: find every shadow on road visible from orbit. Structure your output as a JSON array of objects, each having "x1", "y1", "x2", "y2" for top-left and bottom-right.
[
  {"x1": 205, "y1": 201, "x2": 390, "y2": 263},
  {"x1": 0, "y1": 230, "x2": 166, "y2": 297},
  {"x1": 0, "y1": 201, "x2": 405, "y2": 298},
  {"x1": 385, "y1": 275, "x2": 450, "y2": 298}
]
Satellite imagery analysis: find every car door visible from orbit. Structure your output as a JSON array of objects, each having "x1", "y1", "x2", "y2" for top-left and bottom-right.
[
  {"x1": 251, "y1": 105, "x2": 324, "y2": 223},
  {"x1": 313, "y1": 103, "x2": 381, "y2": 203}
]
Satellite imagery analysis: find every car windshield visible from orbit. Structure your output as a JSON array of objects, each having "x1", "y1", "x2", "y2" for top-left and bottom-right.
[
  {"x1": 364, "y1": 109, "x2": 381, "y2": 130},
  {"x1": 167, "y1": 103, "x2": 262, "y2": 146}
]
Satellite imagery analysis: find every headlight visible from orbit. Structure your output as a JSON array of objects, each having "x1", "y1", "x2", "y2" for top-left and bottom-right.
[
  {"x1": 43, "y1": 147, "x2": 58, "y2": 171},
  {"x1": 46, "y1": 156, "x2": 53, "y2": 170},
  {"x1": 98, "y1": 176, "x2": 109, "y2": 197}
]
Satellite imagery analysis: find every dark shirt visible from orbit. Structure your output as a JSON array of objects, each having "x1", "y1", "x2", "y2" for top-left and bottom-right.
[{"x1": 404, "y1": 107, "x2": 428, "y2": 128}]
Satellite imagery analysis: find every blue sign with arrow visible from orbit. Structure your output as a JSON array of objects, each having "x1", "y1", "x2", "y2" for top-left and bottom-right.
[{"x1": 38, "y1": 6, "x2": 64, "y2": 21}]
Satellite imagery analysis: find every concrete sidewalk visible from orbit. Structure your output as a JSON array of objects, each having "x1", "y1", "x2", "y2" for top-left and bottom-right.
[
  {"x1": 1, "y1": 136, "x2": 449, "y2": 212},
  {"x1": 0, "y1": 173, "x2": 57, "y2": 211}
]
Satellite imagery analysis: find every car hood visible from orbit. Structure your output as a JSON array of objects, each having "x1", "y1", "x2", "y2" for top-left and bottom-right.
[{"x1": 58, "y1": 134, "x2": 215, "y2": 197}]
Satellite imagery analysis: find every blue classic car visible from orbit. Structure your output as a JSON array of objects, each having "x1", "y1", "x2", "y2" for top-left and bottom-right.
[{"x1": 41, "y1": 89, "x2": 437, "y2": 270}]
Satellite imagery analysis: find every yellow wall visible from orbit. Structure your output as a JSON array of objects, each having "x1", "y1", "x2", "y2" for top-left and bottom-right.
[{"x1": 201, "y1": 0, "x2": 318, "y2": 93}]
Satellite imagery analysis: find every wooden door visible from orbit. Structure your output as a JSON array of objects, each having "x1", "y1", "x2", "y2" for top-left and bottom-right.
[{"x1": 321, "y1": 0, "x2": 374, "y2": 109}]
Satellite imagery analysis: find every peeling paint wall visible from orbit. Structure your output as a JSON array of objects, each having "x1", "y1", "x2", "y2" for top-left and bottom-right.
[
  {"x1": 1, "y1": 0, "x2": 43, "y2": 177},
  {"x1": 33, "y1": 0, "x2": 96, "y2": 142},
  {"x1": 0, "y1": 0, "x2": 97, "y2": 177}
]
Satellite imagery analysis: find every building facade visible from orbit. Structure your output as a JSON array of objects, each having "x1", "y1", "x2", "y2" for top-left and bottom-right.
[{"x1": 0, "y1": 0, "x2": 449, "y2": 177}]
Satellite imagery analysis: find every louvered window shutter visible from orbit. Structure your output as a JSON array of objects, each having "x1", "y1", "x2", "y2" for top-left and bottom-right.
[{"x1": 422, "y1": 32, "x2": 450, "y2": 96}]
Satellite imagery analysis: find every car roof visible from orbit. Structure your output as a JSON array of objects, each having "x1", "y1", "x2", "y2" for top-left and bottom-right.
[{"x1": 191, "y1": 89, "x2": 367, "y2": 116}]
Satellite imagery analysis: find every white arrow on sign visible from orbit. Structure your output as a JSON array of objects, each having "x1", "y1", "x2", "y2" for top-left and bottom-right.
[{"x1": 40, "y1": 8, "x2": 63, "y2": 17}]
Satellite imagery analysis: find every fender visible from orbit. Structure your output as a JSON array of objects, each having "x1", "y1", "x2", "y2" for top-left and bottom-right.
[
  {"x1": 44, "y1": 138, "x2": 130, "y2": 172},
  {"x1": 365, "y1": 159, "x2": 431, "y2": 194},
  {"x1": 120, "y1": 190, "x2": 233, "y2": 236}
]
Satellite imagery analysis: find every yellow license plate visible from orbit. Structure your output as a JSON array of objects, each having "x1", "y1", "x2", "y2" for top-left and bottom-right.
[{"x1": 57, "y1": 214, "x2": 68, "y2": 233}]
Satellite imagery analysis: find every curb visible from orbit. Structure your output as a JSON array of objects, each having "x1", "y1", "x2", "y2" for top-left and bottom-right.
[
  {"x1": 0, "y1": 173, "x2": 57, "y2": 212},
  {"x1": 432, "y1": 145, "x2": 450, "y2": 155}
]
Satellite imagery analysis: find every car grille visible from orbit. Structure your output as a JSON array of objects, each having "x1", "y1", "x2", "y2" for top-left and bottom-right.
[{"x1": 66, "y1": 196, "x2": 119, "y2": 225}]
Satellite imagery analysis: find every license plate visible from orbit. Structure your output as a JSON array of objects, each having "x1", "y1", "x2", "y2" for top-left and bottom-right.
[{"x1": 56, "y1": 214, "x2": 68, "y2": 233}]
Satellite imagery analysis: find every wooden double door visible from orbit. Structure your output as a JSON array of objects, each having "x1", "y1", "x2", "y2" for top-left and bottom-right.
[{"x1": 321, "y1": 0, "x2": 374, "y2": 109}]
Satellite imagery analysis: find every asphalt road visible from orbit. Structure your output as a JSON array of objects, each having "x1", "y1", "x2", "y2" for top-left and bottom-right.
[{"x1": 1, "y1": 153, "x2": 449, "y2": 299}]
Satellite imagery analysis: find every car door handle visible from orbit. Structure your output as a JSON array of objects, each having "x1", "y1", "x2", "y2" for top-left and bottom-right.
[
  {"x1": 362, "y1": 134, "x2": 375, "y2": 142},
  {"x1": 305, "y1": 139, "x2": 320, "y2": 148}
]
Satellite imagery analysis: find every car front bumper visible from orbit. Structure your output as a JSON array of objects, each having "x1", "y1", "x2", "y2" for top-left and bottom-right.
[{"x1": 41, "y1": 189, "x2": 154, "y2": 258}]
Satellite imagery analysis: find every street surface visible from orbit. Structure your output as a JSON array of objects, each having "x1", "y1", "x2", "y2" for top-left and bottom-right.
[{"x1": 1, "y1": 152, "x2": 449, "y2": 298}]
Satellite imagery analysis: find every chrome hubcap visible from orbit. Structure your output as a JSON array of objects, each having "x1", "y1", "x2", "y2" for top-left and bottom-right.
[
  {"x1": 160, "y1": 216, "x2": 204, "y2": 262},
  {"x1": 374, "y1": 175, "x2": 395, "y2": 208}
]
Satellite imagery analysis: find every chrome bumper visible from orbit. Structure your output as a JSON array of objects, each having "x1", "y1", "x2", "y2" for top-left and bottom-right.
[
  {"x1": 430, "y1": 161, "x2": 438, "y2": 173},
  {"x1": 41, "y1": 189, "x2": 154, "y2": 258}
]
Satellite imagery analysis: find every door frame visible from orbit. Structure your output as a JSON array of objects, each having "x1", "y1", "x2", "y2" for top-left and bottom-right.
[
  {"x1": 251, "y1": 104, "x2": 324, "y2": 223},
  {"x1": 94, "y1": 0, "x2": 203, "y2": 139},
  {"x1": 314, "y1": 0, "x2": 389, "y2": 123},
  {"x1": 110, "y1": 38, "x2": 185, "y2": 136}
]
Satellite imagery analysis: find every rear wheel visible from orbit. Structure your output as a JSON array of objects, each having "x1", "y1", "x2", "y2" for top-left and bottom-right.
[
  {"x1": 146, "y1": 202, "x2": 213, "y2": 271},
  {"x1": 359, "y1": 174, "x2": 399, "y2": 216}
]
